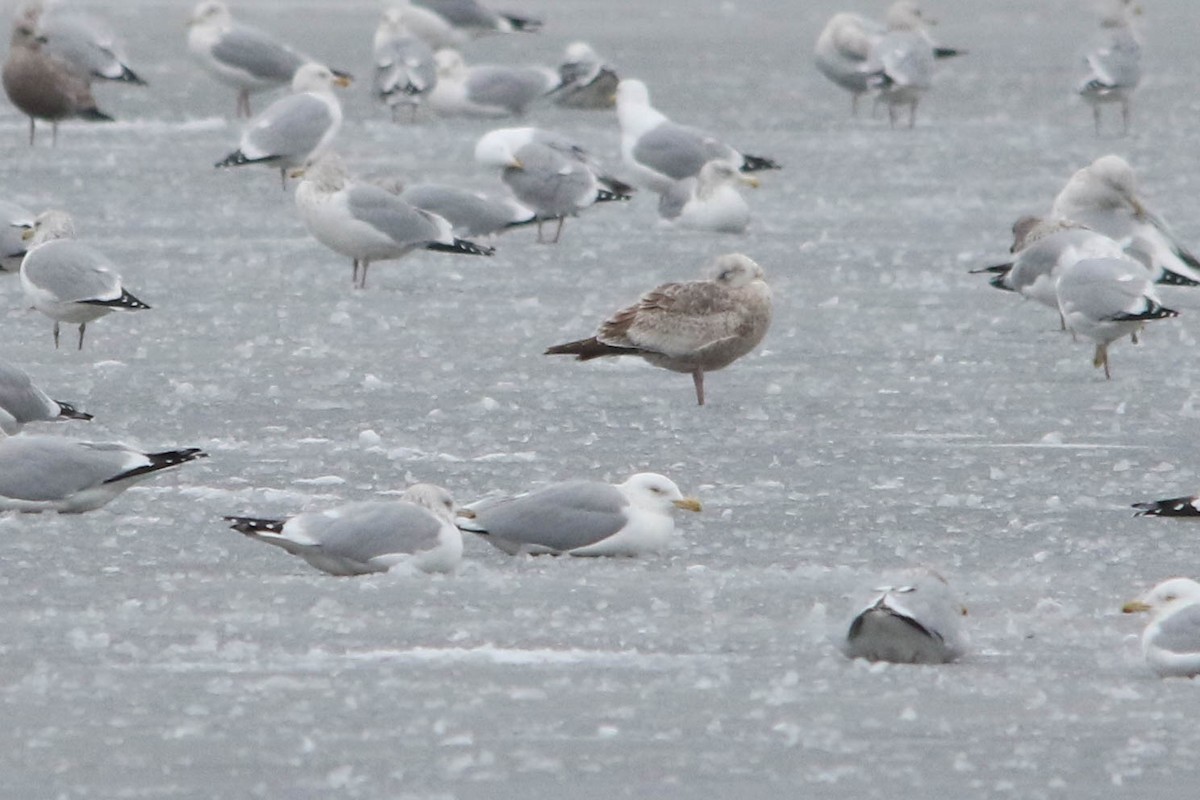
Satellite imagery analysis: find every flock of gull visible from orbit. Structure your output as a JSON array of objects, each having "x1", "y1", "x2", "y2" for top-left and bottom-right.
[{"x1": 0, "y1": 0, "x2": 1198, "y2": 679}]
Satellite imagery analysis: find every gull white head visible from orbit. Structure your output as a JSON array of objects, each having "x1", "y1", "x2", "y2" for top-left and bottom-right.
[
  {"x1": 619, "y1": 473, "x2": 703, "y2": 514},
  {"x1": 709, "y1": 253, "x2": 765, "y2": 287},
  {"x1": 563, "y1": 41, "x2": 600, "y2": 66},
  {"x1": 434, "y1": 48, "x2": 467, "y2": 77},
  {"x1": 26, "y1": 209, "x2": 76, "y2": 246},
  {"x1": 474, "y1": 129, "x2": 525, "y2": 169},
  {"x1": 401, "y1": 483, "x2": 461, "y2": 522},
  {"x1": 292, "y1": 63, "x2": 348, "y2": 93},
  {"x1": 1123, "y1": 578, "x2": 1200, "y2": 618},
  {"x1": 616, "y1": 79, "x2": 651, "y2": 109},
  {"x1": 297, "y1": 153, "x2": 349, "y2": 192},
  {"x1": 886, "y1": 1, "x2": 934, "y2": 30},
  {"x1": 1089, "y1": 154, "x2": 1139, "y2": 204},
  {"x1": 189, "y1": 0, "x2": 231, "y2": 28},
  {"x1": 697, "y1": 160, "x2": 760, "y2": 194}
]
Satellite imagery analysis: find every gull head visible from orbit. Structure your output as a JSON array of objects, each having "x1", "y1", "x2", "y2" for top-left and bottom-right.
[
  {"x1": 26, "y1": 209, "x2": 76, "y2": 245},
  {"x1": 434, "y1": 48, "x2": 467, "y2": 78},
  {"x1": 474, "y1": 129, "x2": 525, "y2": 170},
  {"x1": 885, "y1": 1, "x2": 934, "y2": 30},
  {"x1": 620, "y1": 473, "x2": 702, "y2": 514},
  {"x1": 709, "y1": 253, "x2": 765, "y2": 287},
  {"x1": 615, "y1": 79, "x2": 650, "y2": 109},
  {"x1": 401, "y1": 483, "x2": 462, "y2": 523},
  {"x1": 1088, "y1": 154, "x2": 1142, "y2": 213},
  {"x1": 562, "y1": 41, "x2": 600, "y2": 67},
  {"x1": 189, "y1": 0, "x2": 230, "y2": 28},
  {"x1": 292, "y1": 63, "x2": 346, "y2": 93},
  {"x1": 1123, "y1": 578, "x2": 1200, "y2": 617},
  {"x1": 298, "y1": 153, "x2": 349, "y2": 192}
]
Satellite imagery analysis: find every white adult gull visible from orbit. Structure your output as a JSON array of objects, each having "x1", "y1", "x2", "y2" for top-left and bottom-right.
[
  {"x1": 545, "y1": 253, "x2": 772, "y2": 406},
  {"x1": 426, "y1": 48, "x2": 557, "y2": 118},
  {"x1": 615, "y1": 79, "x2": 780, "y2": 195},
  {"x1": 459, "y1": 473, "x2": 701, "y2": 557},
  {"x1": 36, "y1": 1, "x2": 146, "y2": 86},
  {"x1": 814, "y1": 12, "x2": 884, "y2": 115},
  {"x1": 294, "y1": 154, "x2": 494, "y2": 289},
  {"x1": 1122, "y1": 578, "x2": 1200, "y2": 678},
  {"x1": 1078, "y1": 0, "x2": 1142, "y2": 135},
  {"x1": 373, "y1": 8, "x2": 437, "y2": 121},
  {"x1": 224, "y1": 483, "x2": 466, "y2": 576},
  {"x1": 0, "y1": 434, "x2": 205, "y2": 513},
  {"x1": 215, "y1": 63, "x2": 350, "y2": 189},
  {"x1": 0, "y1": 360, "x2": 92, "y2": 435},
  {"x1": 1050, "y1": 155, "x2": 1200, "y2": 287},
  {"x1": 657, "y1": 159, "x2": 759, "y2": 234},
  {"x1": 474, "y1": 126, "x2": 633, "y2": 243},
  {"x1": 1055, "y1": 255, "x2": 1177, "y2": 379},
  {"x1": 187, "y1": 0, "x2": 352, "y2": 117},
  {"x1": 19, "y1": 210, "x2": 150, "y2": 350},
  {"x1": 549, "y1": 41, "x2": 619, "y2": 110},
  {"x1": 843, "y1": 569, "x2": 968, "y2": 664},
  {"x1": 861, "y1": 1, "x2": 941, "y2": 128}
]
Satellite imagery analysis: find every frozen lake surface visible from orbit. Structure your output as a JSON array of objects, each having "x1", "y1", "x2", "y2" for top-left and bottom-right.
[{"x1": 3, "y1": 0, "x2": 1200, "y2": 797}]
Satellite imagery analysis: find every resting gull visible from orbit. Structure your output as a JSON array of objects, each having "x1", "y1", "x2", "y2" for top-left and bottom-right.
[
  {"x1": 1123, "y1": 578, "x2": 1200, "y2": 678},
  {"x1": 0, "y1": 199, "x2": 36, "y2": 272},
  {"x1": 657, "y1": 159, "x2": 759, "y2": 234},
  {"x1": 215, "y1": 62, "x2": 350, "y2": 189},
  {"x1": 459, "y1": 472, "x2": 701, "y2": 557},
  {"x1": 545, "y1": 253, "x2": 772, "y2": 405},
  {"x1": 615, "y1": 78, "x2": 779, "y2": 194},
  {"x1": 225, "y1": 483, "x2": 466, "y2": 576},
  {"x1": 397, "y1": 0, "x2": 541, "y2": 49},
  {"x1": 549, "y1": 41, "x2": 618, "y2": 110},
  {"x1": 373, "y1": 8, "x2": 437, "y2": 121},
  {"x1": 427, "y1": 48, "x2": 557, "y2": 118},
  {"x1": 1078, "y1": 0, "x2": 1141, "y2": 135},
  {"x1": 19, "y1": 210, "x2": 150, "y2": 350},
  {"x1": 0, "y1": 434, "x2": 205, "y2": 513},
  {"x1": 294, "y1": 154, "x2": 494, "y2": 289},
  {"x1": 843, "y1": 569, "x2": 967, "y2": 664},
  {"x1": 0, "y1": 360, "x2": 92, "y2": 435}
]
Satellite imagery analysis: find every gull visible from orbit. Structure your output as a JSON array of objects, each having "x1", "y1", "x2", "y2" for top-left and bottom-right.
[
  {"x1": 0, "y1": 360, "x2": 92, "y2": 435},
  {"x1": 1122, "y1": 578, "x2": 1200, "y2": 678},
  {"x1": 224, "y1": 483, "x2": 466, "y2": 576},
  {"x1": 1135, "y1": 494, "x2": 1200, "y2": 518},
  {"x1": 398, "y1": 183, "x2": 536, "y2": 238},
  {"x1": 861, "y1": 1, "x2": 940, "y2": 128},
  {"x1": 657, "y1": 159, "x2": 759, "y2": 234},
  {"x1": 545, "y1": 253, "x2": 772, "y2": 405},
  {"x1": 36, "y1": 2, "x2": 146, "y2": 86},
  {"x1": 426, "y1": 48, "x2": 557, "y2": 118},
  {"x1": 814, "y1": 12, "x2": 884, "y2": 114},
  {"x1": 615, "y1": 78, "x2": 780, "y2": 195},
  {"x1": 187, "y1": 0, "x2": 351, "y2": 117},
  {"x1": 294, "y1": 154, "x2": 494, "y2": 289},
  {"x1": 215, "y1": 63, "x2": 350, "y2": 190},
  {"x1": 395, "y1": 0, "x2": 541, "y2": 50},
  {"x1": 843, "y1": 570, "x2": 967, "y2": 664},
  {"x1": 458, "y1": 473, "x2": 701, "y2": 557},
  {"x1": 2, "y1": 7, "x2": 112, "y2": 145},
  {"x1": 0, "y1": 434, "x2": 205, "y2": 513},
  {"x1": 1055, "y1": 255, "x2": 1177, "y2": 379},
  {"x1": 0, "y1": 199, "x2": 36, "y2": 272},
  {"x1": 549, "y1": 41, "x2": 619, "y2": 110},
  {"x1": 474, "y1": 126, "x2": 633, "y2": 243},
  {"x1": 1050, "y1": 155, "x2": 1200, "y2": 286},
  {"x1": 1079, "y1": 0, "x2": 1142, "y2": 135},
  {"x1": 373, "y1": 8, "x2": 437, "y2": 122},
  {"x1": 19, "y1": 210, "x2": 150, "y2": 350}
]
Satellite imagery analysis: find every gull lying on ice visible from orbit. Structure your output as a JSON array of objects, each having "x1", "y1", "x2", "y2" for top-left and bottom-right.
[
  {"x1": 1123, "y1": 578, "x2": 1200, "y2": 678},
  {"x1": 225, "y1": 483, "x2": 465, "y2": 576},
  {"x1": 549, "y1": 41, "x2": 618, "y2": 109},
  {"x1": 545, "y1": 253, "x2": 772, "y2": 405},
  {"x1": 1078, "y1": 0, "x2": 1141, "y2": 135},
  {"x1": 373, "y1": 8, "x2": 437, "y2": 121},
  {"x1": 19, "y1": 210, "x2": 150, "y2": 350},
  {"x1": 427, "y1": 48, "x2": 557, "y2": 118},
  {"x1": 215, "y1": 63, "x2": 350, "y2": 189},
  {"x1": 187, "y1": 0, "x2": 351, "y2": 117},
  {"x1": 0, "y1": 434, "x2": 205, "y2": 513},
  {"x1": 615, "y1": 79, "x2": 779, "y2": 194},
  {"x1": 0, "y1": 360, "x2": 91, "y2": 435},
  {"x1": 843, "y1": 569, "x2": 967, "y2": 664},
  {"x1": 459, "y1": 473, "x2": 701, "y2": 557},
  {"x1": 657, "y1": 159, "x2": 759, "y2": 234},
  {"x1": 0, "y1": 199, "x2": 36, "y2": 272},
  {"x1": 294, "y1": 154, "x2": 494, "y2": 289}
]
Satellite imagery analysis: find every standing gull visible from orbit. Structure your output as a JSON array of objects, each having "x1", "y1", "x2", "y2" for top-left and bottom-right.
[
  {"x1": 861, "y1": 1, "x2": 941, "y2": 128},
  {"x1": 474, "y1": 127, "x2": 632, "y2": 243},
  {"x1": 2, "y1": 7, "x2": 112, "y2": 145},
  {"x1": 549, "y1": 41, "x2": 619, "y2": 109},
  {"x1": 545, "y1": 253, "x2": 772, "y2": 406},
  {"x1": 1055, "y1": 255, "x2": 1177, "y2": 379},
  {"x1": 19, "y1": 210, "x2": 150, "y2": 350},
  {"x1": 615, "y1": 79, "x2": 779, "y2": 195},
  {"x1": 215, "y1": 63, "x2": 350, "y2": 189},
  {"x1": 397, "y1": 0, "x2": 541, "y2": 49},
  {"x1": 843, "y1": 570, "x2": 967, "y2": 664},
  {"x1": 1078, "y1": 0, "x2": 1141, "y2": 135},
  {"x1": 224, "y1": 483, "x2": 466, "y2": 576},
  {"x1": 1122, "y1": 578, "x2": 1200, "y2": 678},
  {"x1": 0, "y1": 360, "x2": 92, "y2": 435},
  {"x1": 814, "y1": 12, "x2": 884, "y2": 114},
  {"x1": 1050, "y1": 155, "x2": 1200, "y2": 286},
  {"x1": 459, "y1": 473, "x2": 701, "y2": 557},
  {"x1": 657, "y1": 159, "x2": 759, "y2": 234},
  {"x1": 37, "y1": 2, "x2": 146, "y2": 86},
  {"x1": 0, "y1": 199, "x2": 36, "y2": 272},
  {"x1": 294, "y1": 154, "x2": 494, "y2": 289},
  {"x1": 373, "y1": 8, "x2": 437, "y2": 121},
  {"x1": 0, "y1": 434, "x2": 205, "y2": 513},
  {"x1": 187, "y1": 0, "x2": 351, "y2": 117},
  {"x1": 426, "y1": 49, "x2": 557, "y2": 118}
]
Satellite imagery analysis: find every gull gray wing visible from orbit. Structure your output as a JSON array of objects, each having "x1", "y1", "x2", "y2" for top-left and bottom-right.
[
  {"x1": 1058, "y1": 259, "x2": 1153, "y2": 318},
  {"x1": 242, "y1": 94, "x2": 334, "y2": 160},
  {"x1": 0, "y1": 361, "x2": 57, "y2": 431},
  {"x1": 1086, "y1": 29, "x2": 1141, "y2": 88},
  {"x1": 632, "y1": 122, "x2": 733, "y2": 181},
  {"x1": 0, "y1": 436, "x2": 132, "y2": 501},
  {"x1": 212, "y1": 25, "x2": 307, "y2": 83},
  {"x1": 345, "y1": 185, "x2": 445, "y2": 245},
  {"x1": 416, "y1": 0, "x2": 501, "y2": 29},
  {"x1": 400, "y1": 184, "x2": 530, "y2": 236},
  {"x1": 504, "y1": 143, "x2": 594, "y2": 216},
  {"x1": 466, "y1": 67, "x2": 550, "y2": 113},
  {"x1": 23, "y1": 241, "x2": 121, "y2": 302},
  {"x1": 875, "y1": 31, "x2": 933, "y2": 89},
  {"x1": 657, "y1": 178, "x2": 695, "y2": 221},
  {"x1": 470, "y1": 481, "x2": 630, "y2": 552},
  {"x1": 1151, "y1": 604, "x2": 1200, "y2": 656},
  {"x1": 291, "y1": 502, "x2": 444, "y2": 563}
]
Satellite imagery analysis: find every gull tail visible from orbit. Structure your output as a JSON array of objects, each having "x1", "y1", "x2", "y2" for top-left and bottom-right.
[
  {"x1": 81, "y1": 289, "x2": 151, "y2": 311},
  {"x1": 598, "y1": 176, "x2": 636, "y2": 197},
  {"x1": 426, "y1": 238, "x2": 495, "y2": 256},
  {"x1": 1110, "y1": 301, "x2": 1179, "y2": 322},
  {"x1": 502, "y1": 14, "x2": 542, "y2": 32},
  {"x1": 115, "y1": 66, "x2": 147, "y2": 86},
  {"x1": 1156, "y1": 268, "x2": 1200, "y2": 287},
  {"x1": 740, "y1": 153, "x2": 780, "y2": 173},
  {"x1": 104, "y1": 449, "x2": 207, "y2": 485},
  {"x1": 595, "y1": 188, "x2": 632, "y2": 203},
  {"x1": 54, "y1": 401, "x2": 93, "y2": 422},
  {"x1": 216, "y1": 150, "x2": 278, "y2": 169},
  {"x1": 78, "y1": 107, "x2": 114, "y2": 122},
  {"x1": 225, "y1": 515, "x2": 287, "y2": 535},
  {"x1": 934, "y1": 47, "x2": 966, "y2": 59},
  {"x1": 1133, "y1": 496, "x2": 1200, "y2": 517},
  {"x1": 545, "y1": 337, "x2": 635, "y2": 361}
]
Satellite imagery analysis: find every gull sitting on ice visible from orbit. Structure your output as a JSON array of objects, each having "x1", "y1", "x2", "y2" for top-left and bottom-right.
[
  {"x1": 843, "y1": 569, "x2": 967, "y2": 664},
  {"x1": 1122, "y1": 578, "x2": 1200, "y2": 678},
  {"x1": 19, "y1": 210, "x2": 150, "y2": 350},
  {"x1": 1078, "y1": 0, "x2": 1142, "y2": 135},
  {"x1": 224, "y1": 483, "x2": 466, "y2": 576},
  {"x1": 426, "y1": 48, "x2": 557, "y2": 118},
  {"x1": 294, "y1": 154, "x2": 494, "y2": 289},
  {"x1": 373, "y1": 8, "x2": 437, "y2": 122},
  {"x1": 459, "y1": 472, "x2": 701, "y2": 557},
  {"x1": 0, "y1": 199, "x2": 36, "y2": 272},
  {"x1": 549, "y1": 41, "x2": 619, "y2": 109},
  {"x1": 545, "y1": 253, "x2": 772, "y2": 406},
  {"x1": 0, "y1": 359, "x2": 92, "y2": 435},
  {"x1": 657, "y1": 159, "x2": 759, "y2": 234}
]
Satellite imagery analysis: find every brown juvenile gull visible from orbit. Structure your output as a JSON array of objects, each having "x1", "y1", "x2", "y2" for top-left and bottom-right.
[
  {"x1": 2, "y1": 7, "x2": 112, "y2": 146},
  {"x1": 545, "y1": 253, "x2": 772, "y2": 406}
]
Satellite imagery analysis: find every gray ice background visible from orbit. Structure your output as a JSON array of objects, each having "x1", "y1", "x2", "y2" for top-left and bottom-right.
[{"x1": 2, "y1": 0, "x2": 1200, "y2": 797}]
